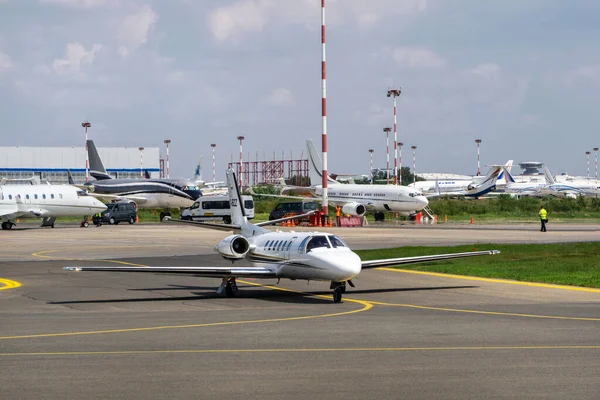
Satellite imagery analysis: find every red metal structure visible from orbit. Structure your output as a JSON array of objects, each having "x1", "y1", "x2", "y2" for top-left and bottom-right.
[{"x1": 228, "y1": 157, "x2": 309, "y2": 186}]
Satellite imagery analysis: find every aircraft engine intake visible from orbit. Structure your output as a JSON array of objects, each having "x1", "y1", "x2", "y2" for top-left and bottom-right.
[
  {"x1": 341, "y1": 202, "x2": 366, "y2": 217},
  {"x1": 215, "y1": 234, "x2": 250, "y2": 260}
]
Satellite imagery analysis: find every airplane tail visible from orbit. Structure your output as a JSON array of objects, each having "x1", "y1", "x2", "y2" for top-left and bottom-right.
[
  {"x1": 87, "y1": 140, "x2": 111, "y2": 180},
  {"x1": 502, "y1": 165, "x2": 516, "y2": 184},
  {"x1": 467, "y1": 165, "x2": 502, "y2": 196},
  {"x1": 543, "y1": 166, "x2": 555, "y2": 185},
  {"x1": 225, "y1": 169, "x2": 267, "y2": 237},
  {"x1": 306, "y1": 139, "x2": 337, "y2": 186},
  {"x1": 67, "y1": 170, "x2": 75, "y2": 185},
  {"x1": 497, "y1": 160, "x2": 513, "y2": 183}
]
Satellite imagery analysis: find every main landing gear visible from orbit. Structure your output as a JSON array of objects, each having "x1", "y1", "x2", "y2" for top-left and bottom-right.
[
  {"x1": 217, "y1": 277, "x2": 239, "y2": 297},
  {"x1": 1, "y1": 221, "x2": 15, "y2": 230},
  {"x1": 159, "y1": 211, "x2": 171, "y2": 221}
]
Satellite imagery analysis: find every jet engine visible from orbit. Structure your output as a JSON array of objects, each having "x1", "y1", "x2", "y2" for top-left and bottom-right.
[
  {"x1": 215, "y1": 235, "x2": 250, "y2": 260},
  {"x1": 341, "y1": 202, "x2": 366, "y2": 217}
]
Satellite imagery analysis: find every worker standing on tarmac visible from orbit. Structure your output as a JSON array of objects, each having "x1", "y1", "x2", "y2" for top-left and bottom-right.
[
  {"x1": 95, "y1": 212, "x2": 103, "y2": 227},
  {"x1": 539, "y1": 205, "x2": 547, "y2": 232},
  {"x1": 335, "y1": 204, "x2": 342, "y2": 227}
]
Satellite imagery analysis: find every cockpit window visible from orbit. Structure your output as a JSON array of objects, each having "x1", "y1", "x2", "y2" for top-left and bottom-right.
[
  {"x1": 306, "y1": 235, "x2": 331, "y2": 252},
  {"x1": 183, "y1": 185, "x2": 200, "y2": 191},
  {"x1": 408, "y1": 192, "x2": 422, "y2": 197},
  {"x1": 328, "y1": 235, "x2": 347, "y2": 248},
  {"x1": 77, "y1": 190, "x2": 88, "y2": 197}
]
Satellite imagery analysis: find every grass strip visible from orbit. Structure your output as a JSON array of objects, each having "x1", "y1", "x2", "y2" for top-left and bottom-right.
[{"x1": 355, "y1": 242, "x2": 600, "y2": 288}]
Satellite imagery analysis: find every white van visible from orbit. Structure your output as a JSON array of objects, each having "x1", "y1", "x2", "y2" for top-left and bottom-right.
[{"x1": 180, "y1": 195, "x2": 254, "y2": 224}]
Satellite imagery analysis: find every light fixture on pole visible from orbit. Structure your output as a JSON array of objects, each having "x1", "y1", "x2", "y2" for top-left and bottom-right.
[
  {"x1": 398, "y1": 142, "x2": 403, "y2": 185},
  {"x1": 475, "y1": 139, "x2": 482, "y2": 176},
  {"x1": 586, "y1": 151, "x2": 591, "y2": 179},
  {"x1": 236, "y1": 136, "x2": 245, "y2": 187},
  {"x1": 211, "y1": 144, "x2": 217, "y2": 182},
  {"x1": 138, "y1": 147, "x2": 145, "y2": 178},
  {"x1": 411, "y1": 145, "x2": 417, "y2": 185},
  {"x1": 81, "y1": 121, "x2": 91, "y2": 182},
  {"x1": 383, "y1": 127, "x2": 391, "y2": 183},
  {"x1": 594, "y1": 147, "x2": 599, "y2": 180},
  {"x1": 163, "y1": 139, "x2": 171, "y2": 179},
  {"x1": 387, "y1": 88, "x2": 401, "y2": 184},
  {"x1": 368, "y1": 149, "x2": 374, "y2": 184}
]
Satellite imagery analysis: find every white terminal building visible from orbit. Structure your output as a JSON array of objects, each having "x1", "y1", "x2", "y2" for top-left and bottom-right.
[{"x1": 0, "y1": 146, "x2": 161, "y2": 184}]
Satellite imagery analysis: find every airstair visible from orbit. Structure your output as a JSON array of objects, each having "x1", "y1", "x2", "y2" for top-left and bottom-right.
[{"x1": 422, "y1": 205, "x2": 435, "y2": 220}]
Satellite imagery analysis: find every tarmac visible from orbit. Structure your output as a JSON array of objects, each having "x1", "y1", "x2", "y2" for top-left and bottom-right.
[{"x1": 1, "y1": 222, "x2": 599, "y2": 399}]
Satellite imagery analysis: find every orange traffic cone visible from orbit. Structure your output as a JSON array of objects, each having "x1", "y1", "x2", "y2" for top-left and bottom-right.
[
  {"x1": 135, "y1": 215, "x2": 139, "y2": 223},
  {"x1": 469, "y1": 216, "x2": 474, "y2": 224},
  {"x1": 290, "y1": 218, "x2": 295, "y2": 227}
]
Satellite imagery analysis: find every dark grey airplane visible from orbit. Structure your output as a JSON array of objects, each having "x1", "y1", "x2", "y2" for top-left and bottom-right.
[{"x1": 79, "y1": 140, "x2": 202, "y2": 220}]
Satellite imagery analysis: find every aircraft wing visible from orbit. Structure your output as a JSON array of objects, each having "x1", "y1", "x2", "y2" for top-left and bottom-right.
[
  {"x1": 361, "y1": 250, "x2": 500, "y2": 269},
  {"x1": 87, "y1": 192, "x2": 150, "y2": 205},
  {"x1": 64, "y1": 265, "x2": 277, "y2": 278},
  {"x1": 163, "y1": 216, "x2": 241, "y2": 231}
]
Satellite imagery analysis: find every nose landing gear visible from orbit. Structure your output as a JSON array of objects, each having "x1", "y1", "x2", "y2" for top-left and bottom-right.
[{"x1": 330, "y1": 281, "x2": 347, "y2": 303}]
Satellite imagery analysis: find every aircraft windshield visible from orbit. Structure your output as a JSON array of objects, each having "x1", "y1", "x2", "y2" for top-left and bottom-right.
[
  {"x1": 183, "y1": 185, "x2": 200, "y2": 191},
  {"x1": 76, "y1": 190, "x2": 89, "y2": 197},
  {"x1": 306, "y1": 235, "x2": 331, "y2": 252},
  {"x1": 327, "y1": 235, "x2": 347, "y2": 248}
]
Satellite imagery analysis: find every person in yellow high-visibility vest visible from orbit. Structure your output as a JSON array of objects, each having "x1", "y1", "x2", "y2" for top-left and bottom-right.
[
  {"x1": 538, "y1": 206, "x2": 547, "y2": 232},
  {"x1": 335, "y1": 204, "x2": 342, "y2": 227}
]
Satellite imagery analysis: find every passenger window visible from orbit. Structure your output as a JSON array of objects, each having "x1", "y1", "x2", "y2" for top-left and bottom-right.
[
  {"x1": 42, "y1": 194, "x2": 46, "y2": 199},
  {"x1": 9, "y1": 194, "x2": 12, "y2": 200},
  {"x1": 26, "y1": 194, "x2": 30, "y2": 199},
  {"x1": 34, "y1": 194, "x2": 38, "y2": 199},
  {"x1": 265, "y1": 241, "x2": 270, "y2": 249},
  {"x1": 298, "y1": 236, "x2": 310, "y2": 254},
  {"x1": 59, "y1": 194, "x2": 63, "y2": 199},
  {"x1": 51, "y1": 194, "x2": 54, "y2": 199}
]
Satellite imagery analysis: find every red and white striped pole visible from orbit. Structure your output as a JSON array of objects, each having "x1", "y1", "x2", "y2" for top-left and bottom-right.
[
  {"x1": 411, "y1": 145, "x2": 417, "y2": 185},
  {"x1": 320, "y1": 0, "x2": 328, "y2": 215},
  {"x1": 475, "y1": 139, "x2": 482, "y2": 176},
  {"x1": 383, "y1": 127, "x2": 391, "y2": 183},
  {"x1": 368, "y1": 149, "x2": 374, "y2": 184},
  {"x1": 211, "y1": 143, "x2": 216, "y2": 182},
  {"x1": 398, "y1": 142, "x2": 403, "y2": 185},
  {"x1": 82, "y1": 121, "x2": 91, "y2": 182},
  {"x1": 164, "y1": 139, "x2": 171, "y2": 179},
  {"x1": 138, "y1": 147, "x2": 144, "y2": 178},
  {"x1": 586, "y1": 151, "x2": 591, "y2": 179},
  {"x1": 237, "y1": 136, "x2": 244, "y2": 187},
  {"x1": 594, "y1": 147, "x2": 599, "y2": 180},
  {"x1": 387, "y1": 89, "x2": 401, "y2": 184}
]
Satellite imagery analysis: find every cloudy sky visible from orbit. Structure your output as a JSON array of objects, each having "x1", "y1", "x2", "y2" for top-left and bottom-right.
[{"x1": 1, "y1": 0, "x2": 599, "y2": 180}]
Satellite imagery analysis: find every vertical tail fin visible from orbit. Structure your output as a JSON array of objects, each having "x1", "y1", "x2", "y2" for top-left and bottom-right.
[
  {"x1": 67, "y1": 170, "x2": 75, "y2": 185},
  {"x1": 503, "y1": 165, "x2": 516, "y2": 184},
  {"x1": 543, "y1": 166, "x2": 555, "y2": 184},
  {"x1": 225, "y1": 169, "x2": 266, "y2": 237},
  {"x1": 87, "y1": 140, "x2": 111, "y2": 180},
  {"x1": 306, "y1": 139, "x2": 337, "y2": 186}
]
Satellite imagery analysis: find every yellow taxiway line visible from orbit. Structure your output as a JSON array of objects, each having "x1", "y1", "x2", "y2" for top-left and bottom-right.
[
  {"x1": 377, "y1": 267, "x2": 600, "y2": 293},
  {"x1": 0, "y1": 279, "x2": 21, "y2": 291}
]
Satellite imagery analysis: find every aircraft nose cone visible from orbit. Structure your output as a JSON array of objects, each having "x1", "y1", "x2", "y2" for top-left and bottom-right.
[
  {"x1": 418, "y1": 195, "x2": 429, "y2": 207},
  {"x1": 328, "y1": 251, "x2": 362, "y2": 281}
]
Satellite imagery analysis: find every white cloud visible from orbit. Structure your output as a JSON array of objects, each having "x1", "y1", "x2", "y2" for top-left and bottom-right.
[
  {"x1": 118, "y1": 5, "x2": 158, "y2": 57},
  {"x1": 266, "y1": 87, "x2": 293, "y2": 106},
  {"x1": 0, "y1": 50, "x2": 11, "y2": 69},
  {"x1": 566, "y1": 64, "x2": 600, "y2": 85},
  {"x1": 52, "y1": 42, "x2": 102, "y2": 75},
  {"x1": 380, "y1": 46, "x2": 446, "y2": 69},
  {"x1": 38, "y1": 0, "x2": 111, "y2": 8},
  {"x1": 209, "y1": 0, "x2": 267, "y2": 42},
  {"x1": 469, "y1": 63, "x2": 502, "y2": 82}
]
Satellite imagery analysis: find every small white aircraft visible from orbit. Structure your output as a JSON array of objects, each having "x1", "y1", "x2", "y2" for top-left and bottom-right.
[
  {"x1": 0, "y1": 183, "x2": 107, "y2": 229},
  {"x1": 65, "y1": 170, "x2": 499, "y2": 303},
  {"x1": 411, "y1": 164, "x2": 504, "y2": 198}
]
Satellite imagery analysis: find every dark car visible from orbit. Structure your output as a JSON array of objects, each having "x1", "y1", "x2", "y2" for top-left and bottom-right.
[
  {"x1": 92, "y1": 201, "x2": 137, "y2": 225},
  {"x1": 269, "y1": 200, "x2": 318, "y2": 220}
]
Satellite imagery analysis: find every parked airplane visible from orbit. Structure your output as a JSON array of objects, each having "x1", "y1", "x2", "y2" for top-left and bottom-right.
[
  {"x1": 84, "y1": 140, "x2": 203, "y2": 220},
  {"x1": 410, "y1": 164, "x2": 504, "y2": 198},
  {"x1": 510, "y1": 167, "x2": 600, "y2": 198},
  {"x1": 65, "y1": 170, "x2": 499, "y2": 302},
  {"x1": 0, "y1": 183, "x2": 106, "y2": 229},
  {"x1": 274, "y1": 140, "x2": 429, "y2": 221}
]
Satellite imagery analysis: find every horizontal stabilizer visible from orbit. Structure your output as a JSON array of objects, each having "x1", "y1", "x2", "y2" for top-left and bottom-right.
[{"x1": 64, "y1": 265, "x2": 277, "y2": 279}]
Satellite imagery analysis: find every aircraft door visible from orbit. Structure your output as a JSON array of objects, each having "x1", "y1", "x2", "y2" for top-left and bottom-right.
[{"x1": 285, "y1": 236, "x2": 298, "y2": 259}]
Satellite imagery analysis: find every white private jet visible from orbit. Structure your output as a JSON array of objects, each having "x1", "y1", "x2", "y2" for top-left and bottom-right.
[
  {"x1": 0, "y1": 183, "x2": 107, "y2": 230},
  {"x1": 410, "y1": 164, "x2": 504, "y2": 198},
  {"x1": 64, "y1": 170, "x2": 499, "y2": 303}
]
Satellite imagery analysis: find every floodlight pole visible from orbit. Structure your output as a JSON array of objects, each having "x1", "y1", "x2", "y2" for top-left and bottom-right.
[
  {"x1": 81, "y1": 121, "x2": 91, "y2": 182},
  {"x1": 475, "y1": 139, "x2": 482, "y2": 176},
  {"x1": 383, "y1": 127, "x2": 391, "y2": 183},
  {"x1": 320, "y1": 0, "x2": 328, "y2": 215},
  {"x1": 411, "y1": 145, "x2": 417, "y2": 185},
  {"x1": 164, "y1": 139, "x2": 171, "y2": 179},
  {"x1": 368, "y1": 149, "x2": 374, "y2": 184},
  {"x1": 211, "y1": 144, "x2": 216, "y2": 182},
  {"x1": 594, "y1": 147, "x2": 599, "y2": 180},
  {"x1": 138, "y1": 147, "x2": 145, "y2": 178},
  {"x1": 237, "y1": 136, "x2": 245, "y2": 187},
  {"x1": 398, "y1": 142, "x2": 403, "y2": 185},
  {"x1": 387, "y1": 88, "x2": 401, "y2": 184},
  {"x1": 586, "y1": 151, "x2": 591, "y2": 179}
]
